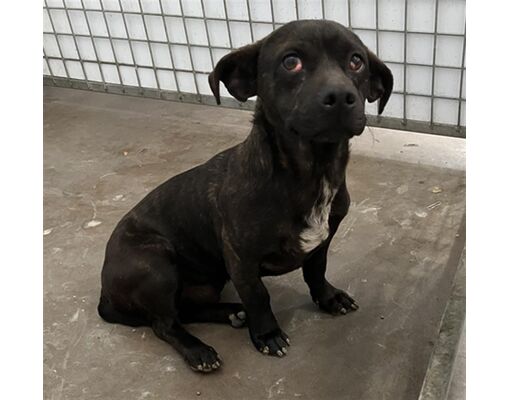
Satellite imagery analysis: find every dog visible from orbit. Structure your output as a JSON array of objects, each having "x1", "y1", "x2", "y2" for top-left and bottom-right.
[{"x1": 98, "y1": 19, "x2": 393, "y2": 373}]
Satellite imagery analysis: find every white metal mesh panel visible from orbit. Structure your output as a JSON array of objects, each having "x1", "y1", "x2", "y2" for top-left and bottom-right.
[{"x1": 43, "y1": 0, "x2": 466, "y2": 137}]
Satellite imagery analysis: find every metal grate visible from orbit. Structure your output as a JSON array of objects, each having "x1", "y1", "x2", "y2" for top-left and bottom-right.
[{"x1": 43, "y1": 0, "x2": 466, "y2": 138}]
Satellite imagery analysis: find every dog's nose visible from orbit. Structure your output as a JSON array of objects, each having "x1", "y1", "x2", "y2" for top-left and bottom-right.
[{"x1": 320, "y1": 88, "x2": 357, "y2": 109}]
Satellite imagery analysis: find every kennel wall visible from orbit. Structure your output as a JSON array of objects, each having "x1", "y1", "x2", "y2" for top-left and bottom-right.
[{"x1": 43, "y1": 0, "x2": 466, "y2": 137}]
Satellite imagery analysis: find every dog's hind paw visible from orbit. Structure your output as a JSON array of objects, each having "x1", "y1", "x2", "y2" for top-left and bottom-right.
[
  {"x1": 229, "y1": 310, "x2": 247, "y2": 328},
  {"x1": 185, "y1": 345, "x2": 222, "y2": 373}
]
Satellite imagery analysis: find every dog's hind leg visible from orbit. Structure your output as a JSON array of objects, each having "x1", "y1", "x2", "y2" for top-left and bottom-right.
[
  {"x1": 97, "y1": 294, "x2": 149, "y2": 327},
  {"x1": 136, "y1": 266, "x2": 223, "y2": 373},
  {"x1": 100, "y1": 236, "x2": 222, "y2": 373},
  {"x1": 152, "y1": 318, "x2": 222, "y2": 372},
  {"x1": 180, "y1": 302, "x2": 247, "y2": 328},
  {"x1": 178, "y1": 283, "x2": 246, "y2": 328}
]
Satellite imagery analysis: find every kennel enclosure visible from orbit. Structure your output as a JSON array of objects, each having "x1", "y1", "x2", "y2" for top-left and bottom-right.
[{"x1": 43, "y1": 0, "x2": 466, "y2": 138}]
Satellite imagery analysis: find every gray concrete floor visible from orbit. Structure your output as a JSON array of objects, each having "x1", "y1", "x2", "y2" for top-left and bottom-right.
[
  {"x1": 448, "y1": 325, "x2": 466, "y2": 400},
  {"x1": 44, "y1": 87, "x2": 465, "y2": 400}
]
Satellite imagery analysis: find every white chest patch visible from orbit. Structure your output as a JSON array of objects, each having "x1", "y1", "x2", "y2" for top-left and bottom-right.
[{"x1": 300, "y1": 178, "x2": 338, "y2": 253}]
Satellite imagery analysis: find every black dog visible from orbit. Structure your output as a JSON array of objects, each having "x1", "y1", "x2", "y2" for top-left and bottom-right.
[{"x1": 98, "y1": 20, "x2": 393, "y2": 373}]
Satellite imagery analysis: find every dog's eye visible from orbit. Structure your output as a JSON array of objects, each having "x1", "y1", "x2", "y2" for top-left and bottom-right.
[
  {"x1": 349, "y1": 55, "x2": 364, "y2": 72},
  {"x1": 282, "y1": 55, "x2": 302, "y2": 72}
]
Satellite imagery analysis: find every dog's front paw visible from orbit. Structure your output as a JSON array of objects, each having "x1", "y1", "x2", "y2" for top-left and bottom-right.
[
  {"x1": 250, "y1": 328, "x2": 290, "y2": 357},
  {"x1": 314, "y1": 287, "x2": 359, "y2": 315}
]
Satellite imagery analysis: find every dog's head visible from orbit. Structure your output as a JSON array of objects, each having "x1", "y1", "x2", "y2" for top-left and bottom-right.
[{"x1": 209, "y1": 20, "x2": 393, "y2": 142}]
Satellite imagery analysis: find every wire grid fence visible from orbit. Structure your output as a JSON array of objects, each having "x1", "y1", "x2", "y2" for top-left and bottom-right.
[{"x1": 43, "y1": 0, "x2": 466, "y2": 138}]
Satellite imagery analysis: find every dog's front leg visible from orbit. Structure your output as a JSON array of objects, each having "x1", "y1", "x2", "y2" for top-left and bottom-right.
[
  {"x1": 224, "y1": 247, "x2": 290, "y2": 357},
  {"x1": 234, "y1": 277, "x2": 290, "y2": 356},
  {"x1": 302, "y1": 240, "x2": 359, "y2": 315}
]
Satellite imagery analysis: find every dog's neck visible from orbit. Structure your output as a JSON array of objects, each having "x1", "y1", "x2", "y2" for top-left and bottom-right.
[{"x1": 243, "y1": 100, "x2": 350, "y2": 186}]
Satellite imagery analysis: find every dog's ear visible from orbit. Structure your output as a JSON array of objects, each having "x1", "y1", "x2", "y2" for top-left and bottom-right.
[
  {"x1": 366, "y1": 49, "x2": 393, "y2": 115},
  {"x1": 208, "y1": 41, "x2": 262, "y2": 105}
]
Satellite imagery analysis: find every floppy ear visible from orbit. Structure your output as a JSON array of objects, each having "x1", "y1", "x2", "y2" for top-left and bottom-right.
[
  {"x1": 208, "y1": 41, "x2": 262, "y2": 105},
  {"x1": 366, "y1": 49, "x2": 394, "y2": 115}
]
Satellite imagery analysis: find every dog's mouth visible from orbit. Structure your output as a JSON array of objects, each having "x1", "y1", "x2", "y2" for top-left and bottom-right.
[
  {"x1": 289, "y1": 116, "x2": 366, "y2": 141},
  {"x1": 351, "y1": 116, "x2": 367, "y2": 136},
  {"x1": 289, "y1": 126, "x2": 327, "y2": 141}
]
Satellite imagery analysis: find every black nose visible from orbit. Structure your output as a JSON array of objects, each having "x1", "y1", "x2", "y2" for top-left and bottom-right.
[{"x1": 320, "y1": 88, "x2": 357, "y2": 109}]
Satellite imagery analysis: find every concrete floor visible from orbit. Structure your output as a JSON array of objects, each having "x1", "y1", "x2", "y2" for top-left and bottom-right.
[
  {"x1": 448, "y1": 325, "x2": 466, "y2": 400},
  {"x1": 44, "y1": 87, "x2": 465, "y2": 400}
]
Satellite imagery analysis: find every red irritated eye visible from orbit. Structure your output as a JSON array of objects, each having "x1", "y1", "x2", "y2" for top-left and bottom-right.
[
  {"x1": 282, "y1": 54, "x2": 302, "y2": 72},
  {"x1": 349, "y1": 54, "x2": 364, "y2": 72}
]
